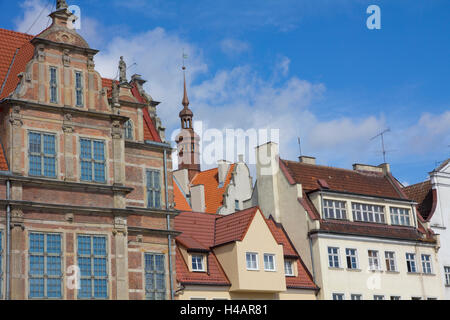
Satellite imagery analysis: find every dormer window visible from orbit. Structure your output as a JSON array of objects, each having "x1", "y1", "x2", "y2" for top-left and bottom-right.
[
  {"x1": 192, "y1": 255, "x2": 205, "y2": 272},
  {"x1": 390, "y1": 207, "x2": 410, "y2": 226},
  {"x1": 284, "y1": 260, "x2": 294, "y2": 276},
  {"x1": 352, "y1": 203, "x2": 385, "y2": 223},
  {"x1": 50, "y1": 67, "x2": 58, "y2": 103},
  {"x1": 323, "y1": 199, "x2": 347, "y2": 220},
  {"x1": 75, "y1": 71, "x2": 83, "y2": 107}
]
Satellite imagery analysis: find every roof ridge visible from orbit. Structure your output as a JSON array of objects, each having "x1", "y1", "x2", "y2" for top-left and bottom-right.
[
  {"x1": 282, "y1": 158, "x2": 385, "y2": 176},
  {"x1": 403, "y1": 179, "x2": 431, "y2": 190}
]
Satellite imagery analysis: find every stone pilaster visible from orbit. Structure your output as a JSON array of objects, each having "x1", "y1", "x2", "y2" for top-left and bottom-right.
[
  {"x1": 63, "y1": 113, "x2": 76, "y2": 181},
  {"x1": 10, "y1": 208, "x2": 25, "y2": 300},
  {"x1": 113, "y1": 216, "x2": 128, "y2": 300},
  {"x1": 9, "y1": 105, "x2": 23, "y2": 175},
  {"x1": 111, "y1": 120, "x2": 124, "y2": 186}
]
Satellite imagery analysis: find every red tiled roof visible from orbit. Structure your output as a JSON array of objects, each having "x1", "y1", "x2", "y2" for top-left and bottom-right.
[
  {"x1": 265, "y1": 218, "x2": 297, "y2": 257},
  {"x1": 281, "y1": 159, "x2": 405, "y2": 200},
  {"x1": 0, "y1": 140, "x2": 8, "y2": 171},
  {"x1": 214, "y1": 207, "x2": 258, "y2": 246},
  {"x1": 190, "y1": 164, "x2": 236, "y2": 214},
  {"x1": 403, "y1": 180, "x2": 436, "y2": 221},
  {"x1": 173, "y1": 179, "x2": 192, "y2": 211},
  {"x1": 176, "y1": 233, "x2": 208, "y2": 251}
]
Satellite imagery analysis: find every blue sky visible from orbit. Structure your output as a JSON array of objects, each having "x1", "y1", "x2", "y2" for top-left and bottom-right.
[{"x1": 1, "y1": 0, "x2": 449, "y2": 185}]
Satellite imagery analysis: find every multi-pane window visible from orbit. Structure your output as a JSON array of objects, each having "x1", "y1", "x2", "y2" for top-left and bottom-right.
[
  {"x1": 421, "y1": 254, "x2": 432, "y2": 274},
  {"x1": 147, "y1": 170, "x2": 161, "y2": 209},
  {"x1": 75, "y1": 71, "x2": 83, "y2": 107},
  {"x1": 385, "y1": 251, "x2": 397, "y2": 272},
  {"x1": 124, "y1": 120, "x2": 133, "y2": 140},
  {"x1": 332, "y1": 293, "x2": 344, "y2": 300},
  {"x1": 29, "y1": 233, "x2": 62, "y2": 299},
  {"x1": 323, "y1": 200, "x2": 347, "y2": 220},
  {"x1": 328, "y1": 247, "x2": 340, "y2": 268},
  {"x1": 145, "y1": 253, "x2": 166, "y2": 300},
  {"x1": 284, "y1": 260, "x2": 294, "y2": 276},
  {"x1": 352, "y1": 203, "x2": 385, "y2": 223},
  {"x1": 192, "y1": 255, "x2": 205, "y2": 272},
  {"x1": 246, "y1": 252, "x2": 258, "y2": 270},
  {"x1": 264, "y1": 254, "x2": 276, "y2": 271},
  {"x1": 346, "y1": 249, "x2": 358, "y2": 269},
  {"x1": 444, "y1": 266, "x2": 450, "y2": 286},
  {"x1": 351, "y1": 294, "x2": 362, "y2": 300},
  {"x1": 29, "y1": 132, "x2": 56, "y2": 178},
  {"x1": 406, "y1": 253, "x2": 417, "y2": 273},
  {"x1": 0, "y1": 231, "x2": 2, "y2": 299},
  {"x1": 390, "y1": 296, "x2": 401, "y2": 300},
  {"x1": 374, "y1": 295, "x2": 385, "y2": 300},
  {"x1": 390, "y1": 207, "x2": 410, "y2": 226},
  {"x1": 50, "y1": 67, "x2": 58, "y2": 103},
  {"x1": 80, "y1": 139, "x2": 106, "y2": 183},
  {"x1": 368, "y1": 250, "x2": 381, "y2": 270},
  {"x1": 77, "y1": 235, "x2": 108, "y2": 299}
]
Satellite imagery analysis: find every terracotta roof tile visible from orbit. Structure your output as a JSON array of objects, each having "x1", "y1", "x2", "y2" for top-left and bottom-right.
[
  {"x1": 0, "y1": 140, "x2": 8, "y2": 171},
  {"x1": 403, "y1": 180, "x2": 435, "y2": 221},
  {"x1": 190, "y1": 164, "x2": 236, "y2": 214},
  {"x1": 173, "y1": 179, "x2": 192, "y2": 212},
  {"x1": 214, "y1": 207, "x2": 258, "y2": 246},
  {"x1": 265, "y1": 218, "x2": 297, "y2": 257},
  {"x1": 281, "y1": 159, "x2": 405, "y2": 200}
]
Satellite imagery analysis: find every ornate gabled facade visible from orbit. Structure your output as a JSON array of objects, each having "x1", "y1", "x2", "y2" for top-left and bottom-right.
[
  {"x1": 404, "y1": 159, "x2": 450, "y2": 299},
  {"x1": 0, "y1": 2, "x2": 179, "y2": 300},
  {"x1": 251, "y1": 142, "x2": 443, "y2": 300}
]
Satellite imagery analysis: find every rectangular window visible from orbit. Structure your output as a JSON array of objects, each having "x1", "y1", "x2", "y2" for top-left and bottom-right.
[
  {"x1": 385, "y1": 251, "x2": 397, "y2": 272},
  {"x1": 368, "y1": 250, "x2": 381, "y2": 271},
  {"x1": 192, "y1": 255, "x2": 205, "y2": 272},
  {"x1": 246, "y1": 252, "x2": 258, "y2": 270},
  {"x1": 29, "y1": 233, "x2": 62, "y2": 299},
  {"x1": 328, "y1": 247, "x2": 340, "y2": 268},
  {"x1": 406, "y1": 253, "x2": 417, "y2": 273},
  {"x1": 390, "y1": 207, "x2": 411, "y2": 226},
  {"x1": 263, "y1": 254, "x2": 276, "y2": 271},
  {"x1": 332, "y1": 293, "x2": 344, "y2": 300},
  {"x1": 374, "y1": 295, "x2": 385, "y2": 300},
  {"x1": 323, "y1": 199, "x2": 347, "y2": 220},
  {"x1": 50, "y1": 67, "x2": 58, "y2": 103},
  {"x1": 75, "y1": 71, "x2": 83, "y2": 107},
  {"x1": 352, "y1": 203, "x2": 385, "y2": 223},
  {"x1": 147, "y1": 170, "x2": 161, "y2": 209},
  {"x1": 390, "y1": 296, "x2": 401, "y2": 300},
  {"x1": 77, "y1": 235, "x2": 108, "y2": 299},
  {"x1": 235, "y1": 200, "x2": 240, "y2": 211},
  {"x1": 80, "y1": 139, "x2": 106, "y2": 183},
  {"x1": 284, "y1": 260, "x2": 294, "y2": 276},
  {"x1": 421, "y1": 254, "x2": 432, "y2": 274},
  {"x1": 351, "y1": 294, "x2": 362, "y2": 300},
  {"x1": 29, "y1": 132, "x2": 56, "y2": 178},
  {"x1": 345, "y1": 248, "x2": 358, "y2": 269},
  {"x1": 444, "y1": 266, "x2": 450, "y2": 286},
  {"x1": 145, "y1": 253, "x2": 166, "y2": 300}
]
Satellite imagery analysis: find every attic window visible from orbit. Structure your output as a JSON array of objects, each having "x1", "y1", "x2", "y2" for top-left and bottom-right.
[
  {"x1": 317, "y1": 179, "x2": 330, "y2": 189},
  {"x1": 192, "y1": 255, "x2": 205, "y2": 272}
]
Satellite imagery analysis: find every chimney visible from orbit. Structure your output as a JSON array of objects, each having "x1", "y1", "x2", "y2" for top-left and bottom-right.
[
  {"x1": 218, "y1": 160, "x2": 231, "y2": 185},
  {"x1": 190, "y1": 185, "x2": 206, "y2": 212},
  {"x1": 378, "y1": 163, "x2": 391, "y2": 175},
  {"x1": 299, "y1": 156, "x2": 316, "y2": 165},
  {"x1": 352, "y1": 164, "x2": 383, "y2": 174}
]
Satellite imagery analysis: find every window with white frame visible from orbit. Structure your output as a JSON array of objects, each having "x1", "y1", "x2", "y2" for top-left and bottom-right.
[
  {"x1": 390, "y1": 296, "x2": 401, "y2": 300},
  {"x1": 124, "y1": 120, "x2": 133, "y2": 140},
  {"x1": 332, "y1": 293, "x2": 344, "y2": 300},
  {"x1": 352, "y1": 203, "x2": 385, "y2": 223},
  {"x1": 368, "y1": 250, "x2": 381, "y2": 270},
  {"x1": 29, "y1": 233, "x2": 62, "y2": 299},
  {"x1": 374, "y1": 295, "x2": 385, "y2": 300},
  {"x1": 351, "y1": 294, "x2": 362, "y2": 300},
  {"x1": 80, "y1": 138, "x2": 106, "y2": 183},
  {"x1": 390, "y1": 207, "x2": 410, "y2": 226},
  {"x1": 75, "y1": 71, "x2": 83, "y2": 107},
  {"x1": 50, "y1": 67, "x2": 58, "y2": 103},
  {"x1": 246, "y1": 252, "x2": 258, "y2": 270},
  {"x1": 328, "y1": 247, "x2": 340, "y2": 268},
  {"x1": 406, "y1": 253, "x2": 417, "y2": 273},
  {"x1": 77, "y1": 235, "x2": 108, "y2": 299},
  {"x1": 263, "y1": 254, "x2": 276, "y2": 271},
  {"x1": 29, "y1": 132, "x2": 57, "y2": 178},
  {"x1": 323, "y1": 199, "x2": 347, "y2": 220},
  {"x1": 284, "y1": 260, "x2": 294, "y2": 276},
  {"x1": 421, "y1": 254, "x2": 432, "y2": 274},
  {"x1": 444, "y1": 266, "x2": 450, "y2": 286},
  {"x1": 192, "y1": 255, "x2": 205, "y2": 272},
  {"x1": 145, "y1": 253, "x2": 166, "y2": 300},
  {"x1": 385, "y1": 251, "x2": 397, "y2": 272},
  {"x1": 345, "y1": 248, "x2": 358, "y2": 269}
]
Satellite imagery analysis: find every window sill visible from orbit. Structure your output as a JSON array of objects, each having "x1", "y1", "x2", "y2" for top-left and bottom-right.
[
  {"x1": 421, "y1": 273, "x2": 436, "y2": 276},
  {"x1": 346, "y1": 268, "x2": 362, "y2": 272},
  {"x1": 407, "y1": 272, "x2": 420, "y2": 275},
  {"x1": 368, "y1": 269, "x2": 383, "y2": 273},
  {"x1": 328, "y1": 267, "x2": 344, "y2": 271},
  {"x1": 246, "y1": 269, "x2": 260, "y2": 272},
  {"x1": 385, "y1": 270, "x2": 400, "y2": 274},
  {"x1": 264, "y1": 269, "x2": 277, "y2": 272},
  {"x1": 192, "y1": 270, "x2": 206, "y2": 273}
]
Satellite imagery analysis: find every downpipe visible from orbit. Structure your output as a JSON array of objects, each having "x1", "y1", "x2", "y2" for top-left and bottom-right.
[{"x1": 163, "y1": 149, "x2": 174, "y2": 300}]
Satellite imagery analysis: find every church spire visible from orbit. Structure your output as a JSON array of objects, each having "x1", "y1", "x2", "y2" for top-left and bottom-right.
[
  {"x1": 182, "y1": 70, "x2": 190, "y2": 108},
  {"x1": 179, "y1": 62, "x2": 193, "y2": 130}
]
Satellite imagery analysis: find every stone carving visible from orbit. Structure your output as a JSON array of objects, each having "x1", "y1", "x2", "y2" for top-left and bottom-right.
[
  {"x1": 87, "y1": 54, "x2": 95, "y2": 71},
  {"x1": 113, "y1": 216, "x2": 127, "y2": 235},
  {"x1": 62, "y1": 49, "x2": 70, "y2": 66},
  {"x1": 64, "y1": 113, "x2": 73, "y2": 122},
  {"x1": 111, "y1": 120, "x2": 122, "y2": 139},
  {"x1": 57, "y1": 0, "x2": 68, "y2": 10},
  {"x1": 119, "y1": 56, "x2": 127, "y2": 83},
  {"x1": 9, "y1": 105, "x2": 23, "y2": 127},
  {"x1": 36, "y1": 44, "x2": 45, "y2": 62}
]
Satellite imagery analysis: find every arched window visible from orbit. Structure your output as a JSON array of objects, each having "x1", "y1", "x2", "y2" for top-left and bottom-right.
[{"x1": 124, "y1": 120, "x2": 133, "y2": 140}]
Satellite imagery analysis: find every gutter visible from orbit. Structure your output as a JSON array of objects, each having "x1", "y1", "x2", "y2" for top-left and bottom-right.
[
  {"x1": 163, "y1": 149, "x2": 174, "y2": 300},
  {"x1": 5, "y1": 178, "x2": 11, "y2": 300}
]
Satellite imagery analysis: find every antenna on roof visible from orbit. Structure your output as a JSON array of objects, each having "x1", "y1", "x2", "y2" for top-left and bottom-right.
[
  {"x1": 371, "y1": 128, "x2": 390, "y2": 163},
  {"x1": 297, "y1": 137, "x2": 303, "y2": 157}
]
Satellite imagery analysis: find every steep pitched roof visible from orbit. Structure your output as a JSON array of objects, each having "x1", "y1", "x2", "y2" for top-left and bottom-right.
[
  {"x1": 190, "y1": 164, "x2": 236, "y2": 214},
  {"x1": 174, "y1": 208, "x2": 317, "y2": 290},
  {"x1": 173, "y1": 178, "x2": 192, "y2": 212},
  {"x1": 281, "y1": 159, "x2": 406, "y2": 200},
  {"x1": 0, "y1": 140, "x2": 8, "y2": 171},
  {"x1": 403, "y1": 180, "x2": 436, "y2": 221}
]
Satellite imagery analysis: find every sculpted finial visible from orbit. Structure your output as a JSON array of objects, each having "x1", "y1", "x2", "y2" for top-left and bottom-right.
[
  {"x1": 56, "y1": 0, "x2": 68, "y2": 10},
  {"x1": 119, "y1": 56, "x2": 127, "y2": 83}
]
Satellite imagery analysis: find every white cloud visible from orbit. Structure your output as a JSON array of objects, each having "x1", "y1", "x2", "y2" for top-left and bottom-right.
[
  {"x1": 14, "y1": 0, "x2": 53, "y2": 35},
  {"x1": 220, "y1": 38, "x2": 250, "y2": 56}
]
